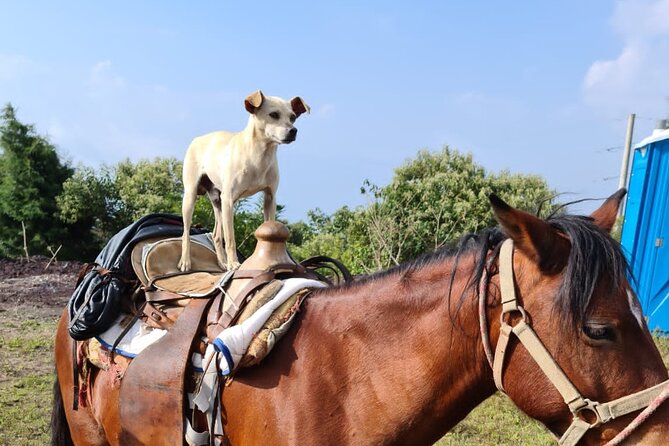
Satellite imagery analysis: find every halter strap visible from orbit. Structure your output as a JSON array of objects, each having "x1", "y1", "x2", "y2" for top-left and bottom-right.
[{"x1": 488, "y1": 239, "x2": 669, "y2": 446}]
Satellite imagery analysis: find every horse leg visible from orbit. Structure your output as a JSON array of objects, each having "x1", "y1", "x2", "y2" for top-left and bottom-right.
[{"x1": 53, "y1": 309, "x2": 109, "y2": 446}]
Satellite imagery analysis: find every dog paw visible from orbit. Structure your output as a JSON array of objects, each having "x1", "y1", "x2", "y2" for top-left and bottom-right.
[
  {"x1": 226, "y1": 260, "x2": 241, "y2": 271},
  {"x1": 178, "y1": 257, "x2": 191, "y2": 272}
]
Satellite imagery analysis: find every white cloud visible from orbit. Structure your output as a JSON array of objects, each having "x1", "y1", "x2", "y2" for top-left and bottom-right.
[
  {"x1": 583, "y1": 0, "x2": 669, "y2": 118},
  {"x1": 315, "y1": 103, "x2": 336, "y2": 118}
]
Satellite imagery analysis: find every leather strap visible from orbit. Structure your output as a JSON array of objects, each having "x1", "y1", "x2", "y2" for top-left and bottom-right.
[
  {"x1": 143, "y1": 301, "x2": 175, "y2": 330},
  {"x1": 498, "y1": 240, "x2": 518, "y2": 314},
  {"x1": 146, "y1": 289, "x2": 189, "y2": 303},
  {"x1": 559, "y1": 418, "x2": 591, "y2": 446},
  {"x1": 492, "y1": 323, "x2": 512, "y2": 391},
  {"x1": 218, "y1": 271, "x2": 275, "y2": 329},
  {"x1": 595, "y1": 380, "x2": 669, "y2": 422},
  {"x1": 71, "y1": 339, "x2": 79, "y2": 411}
]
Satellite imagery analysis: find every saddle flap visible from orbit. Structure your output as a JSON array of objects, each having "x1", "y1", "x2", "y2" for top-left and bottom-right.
[{"x1": 119, "y1": 297, "x2": 211, "y2": 446}]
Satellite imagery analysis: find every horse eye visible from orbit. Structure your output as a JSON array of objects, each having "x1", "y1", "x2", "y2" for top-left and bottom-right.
[
  {"x1": 269, "y1": 112, "x2": 280, "y2": 120},
  {"x1": 583, "y1": 324, "x2": 616, "y2": 342}
]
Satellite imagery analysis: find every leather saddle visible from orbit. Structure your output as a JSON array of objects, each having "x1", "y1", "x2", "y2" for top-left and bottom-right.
[{"x1": 117, "y1": 221, "x2": 349, "y2": 445}]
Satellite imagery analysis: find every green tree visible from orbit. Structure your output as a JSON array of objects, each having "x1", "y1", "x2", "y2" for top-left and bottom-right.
[
  {"x1": 296, "y1": 147, "x2": 556, "y2": 273},
  {"x1": 0, "y1": 104, "x2": 84, "y2": 258},
  {"x1": 59, "y1": 157, "x2": 203, "y2": 248},
  {"x1": 57, "y1": 157, "x2": 280, "y2": 258}
]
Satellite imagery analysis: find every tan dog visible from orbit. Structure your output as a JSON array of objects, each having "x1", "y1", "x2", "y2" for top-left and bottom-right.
[{"x1": 179, "y1": 90, "x2": 310, "y2": 271}]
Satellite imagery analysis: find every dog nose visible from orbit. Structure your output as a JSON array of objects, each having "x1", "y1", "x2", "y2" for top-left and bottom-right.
[{"x1": 288, "y1": 128, "x2": 297, "y2": 139}]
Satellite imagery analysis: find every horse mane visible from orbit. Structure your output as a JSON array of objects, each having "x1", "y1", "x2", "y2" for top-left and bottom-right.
[
  {"x1": 548, "y1": 215, "x2": 629, "y2": 327},
  {"x1": 324, "y1": 213, "x2": 629, "y2": 328}
]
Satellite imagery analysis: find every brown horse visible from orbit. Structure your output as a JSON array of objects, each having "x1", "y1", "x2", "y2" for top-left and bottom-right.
[{"x1": 52, "y1": 190, "x2": 669, "y2": 445}]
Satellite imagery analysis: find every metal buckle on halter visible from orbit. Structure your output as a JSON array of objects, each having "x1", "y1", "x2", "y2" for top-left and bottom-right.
[
  {"x1": 500, "y1": 305, "x2": 527, "y2": 326},
  {"x1": 573, "y1": 398, "x2": 603, "y2": 427}
]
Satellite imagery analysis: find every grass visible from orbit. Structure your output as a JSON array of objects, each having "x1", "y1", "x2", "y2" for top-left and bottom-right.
[
  {"x1": 0, "y1": 313, "x2": 667, "y2": 446},
  {"x1": 0, "y1": 374, "x2": 53, "y2": 446},
  {"x1": 437, "y1": 394, "x2": 555, "y2": 445},
  {"x1": 438, "y1": 336, "x2": 669, "y2": 445},
  {"x1": 0, "y1": 315, "x2": 57, "y2": 446}
]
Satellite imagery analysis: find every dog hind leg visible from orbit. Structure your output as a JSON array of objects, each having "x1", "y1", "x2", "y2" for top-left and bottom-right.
[{"x1": 207, "y1": 189, "x2": 228, "y2": 270}]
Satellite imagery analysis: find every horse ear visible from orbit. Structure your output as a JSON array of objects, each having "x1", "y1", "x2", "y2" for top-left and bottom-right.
[
  {"x1": 489, "y1": 194, "x2": 570, "y2": 273},
  {"x1": 590, "y1": 188, "x2": 626, "y2": 233},
  {"x1": 245, "y1": 90, "x2": 265, "y2": 114}
]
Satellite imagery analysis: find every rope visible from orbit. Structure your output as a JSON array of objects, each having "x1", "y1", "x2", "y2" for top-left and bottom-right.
[
  {"x1": 478, "y1": 264, "x2": 494, "y2": 368},
  {"x1": 604, "y1": 381, "x2": 669, "y2": 445}
]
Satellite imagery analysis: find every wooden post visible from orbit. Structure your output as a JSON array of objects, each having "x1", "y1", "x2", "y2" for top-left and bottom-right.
[
  {"x1": 45, "y1": 245, "x2": 62, "y2": 270},
  {"x1": 618, "y1": 113, "x2": 636, "y2": 218},
  {"x1": 21, "y1": 221, "x2": 30, "y2": 262}
]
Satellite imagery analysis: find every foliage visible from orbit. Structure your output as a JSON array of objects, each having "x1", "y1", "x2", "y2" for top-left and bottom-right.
[
  {"x1": 57, "y1": 158, "x2": 279, "y2": 258},
  {"x1": 293, "y1": 147, "x2": 556, "y2": 274},
  {"x1": 288, "y1": 206, "x2": 371, "y2": 273},
  {"x1": 0, "y1": 104, "x2": 88, "y2": 259}
]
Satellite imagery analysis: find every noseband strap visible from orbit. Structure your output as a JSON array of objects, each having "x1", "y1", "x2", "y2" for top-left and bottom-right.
[{"x1": 484, "y1": 239, "x2": 669, "y2": 446}]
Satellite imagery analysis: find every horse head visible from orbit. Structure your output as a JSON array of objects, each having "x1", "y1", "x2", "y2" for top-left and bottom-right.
[{"x1": 487, "y1": 190, "x2": 669, "y2": 445}]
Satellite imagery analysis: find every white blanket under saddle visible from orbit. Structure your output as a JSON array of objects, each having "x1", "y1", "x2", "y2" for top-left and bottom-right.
[{"x1": 186, "y1": 278, "x2": 326, "y2": 446}]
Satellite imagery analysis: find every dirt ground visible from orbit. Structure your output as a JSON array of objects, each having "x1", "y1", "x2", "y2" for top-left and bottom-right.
[
  {"x1": 0, "y1": 256, "x2": 80, "y2": 305},
  {"x1": 0, "y1": 256, "x2": 81, "y2": 445},
  {"x1": 0, "y1": 255, "x2": 80, "y2": 330}
]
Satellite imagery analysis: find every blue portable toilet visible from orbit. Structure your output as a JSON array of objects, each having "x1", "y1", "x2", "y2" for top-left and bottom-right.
[{"x1": 621, "y1": 125, "x2": 669, "y2": 332}]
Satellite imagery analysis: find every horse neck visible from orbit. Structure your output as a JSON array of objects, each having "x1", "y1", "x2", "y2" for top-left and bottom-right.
[{"x1": 294, "y1": 253, "x2": 497, "y2": 444}]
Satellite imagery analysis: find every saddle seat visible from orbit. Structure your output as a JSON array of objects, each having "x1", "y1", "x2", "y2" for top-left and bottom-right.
[{"x1": 131, "y1": 232, "x2": 226, "y2": 298}]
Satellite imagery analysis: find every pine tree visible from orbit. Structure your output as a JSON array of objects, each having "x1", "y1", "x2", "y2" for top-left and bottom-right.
[{"x1": 0, "y1": 104, "x2": 78, "y2": 258}]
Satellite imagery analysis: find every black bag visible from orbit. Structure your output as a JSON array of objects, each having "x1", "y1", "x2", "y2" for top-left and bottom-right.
[{"x1": 67, "y1": 214, "x2": 209, "y2": 340}]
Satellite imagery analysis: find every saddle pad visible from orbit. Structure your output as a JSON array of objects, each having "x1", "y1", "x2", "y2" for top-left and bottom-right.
[
  {"x1": 96, "y1": 314, "x2": 167, "y2": 358},
  {"x1": 205, "y1": 278, "x2": 327, "y2": 374},
  {"x1": 134, "y1": 234, "x2": 228, "y2": 297}
]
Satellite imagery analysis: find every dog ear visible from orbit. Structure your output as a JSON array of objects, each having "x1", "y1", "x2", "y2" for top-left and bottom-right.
[
  {"x1": 245, "y1": 90, "x2": 265, "y2": 114},
  {"x1": 291, "y1": 97, "x2": 310, "y2": 117}
]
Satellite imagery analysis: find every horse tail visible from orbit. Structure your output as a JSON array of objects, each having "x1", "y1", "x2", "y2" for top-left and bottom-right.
[{"x1": 50, "y1": 376, "x2": 73, "y2": 446}]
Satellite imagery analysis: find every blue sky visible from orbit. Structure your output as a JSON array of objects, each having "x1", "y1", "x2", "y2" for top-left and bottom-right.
[{"x1": 1, "y1": 1, "x2": 668, "y2": 221}]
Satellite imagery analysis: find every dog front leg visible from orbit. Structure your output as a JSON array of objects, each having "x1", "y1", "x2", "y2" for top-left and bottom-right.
[
  {"x1": 263, "y1": 188, "x2": 276, "y2": 221},
  {"x1": 178, "y1": 183, "x2": 199, "y2": 271},
  {"x1": 221, "y1": 196, "x2": 240, "y2": 270}
]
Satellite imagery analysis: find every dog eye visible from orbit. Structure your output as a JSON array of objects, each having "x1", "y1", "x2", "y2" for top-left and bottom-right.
[
  {"x1": 289, "y1": 114, "x2": 296, "y2": 123},
  {"x1": 583, "y1": 324, "x2": 616, "y2": 342},
  {"x1": 269, "y1": 112, "x2": 280, "y2": 120}
]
